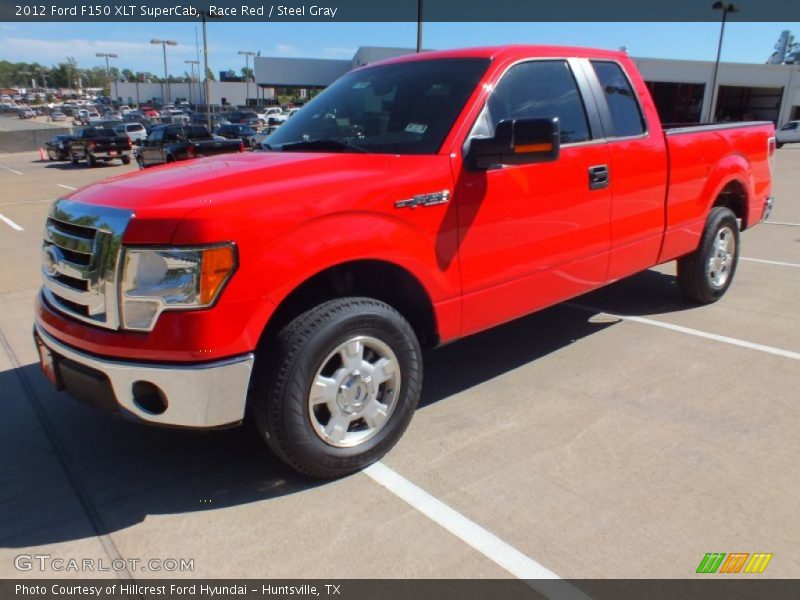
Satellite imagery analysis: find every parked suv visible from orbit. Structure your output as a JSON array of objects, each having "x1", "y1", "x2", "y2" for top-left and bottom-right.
[{"x1": 114, "y1": 122, "x2": 148, "y2": 144}]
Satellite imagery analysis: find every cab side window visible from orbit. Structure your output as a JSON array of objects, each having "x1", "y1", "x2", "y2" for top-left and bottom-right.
[
  {"x1": 590, "y1": 61, "x2": 646, "y2": 137},
  {"x1": 481, "y1": 60, "x2": 592, "y2": 144}
]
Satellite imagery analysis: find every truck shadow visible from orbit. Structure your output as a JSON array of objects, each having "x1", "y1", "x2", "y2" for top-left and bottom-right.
[
  {"x1": 43, "y1": 162, "x2": 128, "y2": 171},
  {"x1": 1, "y1": 268, "x2": 686, "y2": 549}
]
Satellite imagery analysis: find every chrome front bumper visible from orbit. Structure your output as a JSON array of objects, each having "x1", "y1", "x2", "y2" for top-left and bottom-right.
[{"x1": 34, "y1": 324, "x2": 254, "y2": 428}]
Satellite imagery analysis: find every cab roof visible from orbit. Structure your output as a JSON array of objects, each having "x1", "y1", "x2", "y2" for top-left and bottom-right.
[{"x1": 372, "y1": 45, "x2": 627, "y2": 66}]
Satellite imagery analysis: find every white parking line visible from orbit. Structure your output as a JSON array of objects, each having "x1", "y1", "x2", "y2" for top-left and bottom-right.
[
  {"x1": 568, "y1": 303, "x2": 800, "y2": 362},
  {"x1": 0, "y1": 198, "x2": 53, "y2": 208},
  {"x1": 0, "y1": 165, "x2": 23, "y2": 175},
  {"x1": 57, "y1": 184, "x2": 77, "y2": 191},
  {"x1": 0, "y1": 213, "x2": 24, "y2": 231},
  {"x1": 763, "y1": 221, "x2": 800, "y2": 227},
  {"x1": 364, "y1": 462, "x2": 589, "y2": 599},
  {"x1": 741, "y1": 257, "x2": 800, "y2": 269}
]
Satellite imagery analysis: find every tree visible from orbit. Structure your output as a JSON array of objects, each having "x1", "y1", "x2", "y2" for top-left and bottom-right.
[
  {"x1": 241, "y1": 67, "x2": 253, "y2": 80},
  {"x1": 205, "y1": 67, "x2": 216, "y2": 82}
]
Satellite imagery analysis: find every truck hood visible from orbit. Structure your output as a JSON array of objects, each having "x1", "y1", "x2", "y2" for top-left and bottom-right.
[{"x1": 63, "y1": 151, "x2": 451, "y2": 244}]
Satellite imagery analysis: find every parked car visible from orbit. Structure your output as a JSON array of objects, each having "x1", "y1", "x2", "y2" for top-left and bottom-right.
[
  {"x1": 214, "y1": 123, "x2": 259, "y2": 147},
  {"x1": 776, "y1": 121, "x2": 800, "y2": 147},
  {"x1": 19, "y1": 108, "x2": 36, "y2": 119},
  {"x1": 44, "y1": 135, "x2": 76, "y2": 161},
  {"x1": 136, "y1": 124, "x2": 245, "y2": 168},
  {"x1": 253, "y1": 125, "x2": 280, "y2": 148},
  {"x1": 34, "y1": 45, "x2": 775, "y2": 479},
  {"x1": 258, "y1": 107, "x2": 284, "y2": 122},
  {"x1": 191, "y1": 112, "x2": 231, "y2": 128},
  {"x1": 67, "y1": 127, "x2": 132, "y2": 166},
  {"x1": 113, "y1": 122, "x2": 148, "y2": 144},
  {"x1": 228, "y1": 110, "x2": 260, "y2": 125},
  {"x1": 49, "y1": 111, "x2": 67, "y2": 122}
]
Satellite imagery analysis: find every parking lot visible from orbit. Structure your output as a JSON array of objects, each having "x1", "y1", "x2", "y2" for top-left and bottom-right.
[{"x1": 0, "y1": 148, "x2": 798, "y2": 581}]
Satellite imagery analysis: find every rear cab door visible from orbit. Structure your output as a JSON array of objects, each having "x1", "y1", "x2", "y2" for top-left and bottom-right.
[{"x1": 581, "y1": 58, "x2": 668, "y2": 281}]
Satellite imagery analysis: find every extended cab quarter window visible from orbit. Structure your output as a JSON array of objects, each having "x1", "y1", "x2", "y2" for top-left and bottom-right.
[
  {"x1": 591, "y1": 61, "x2": 646, "y2": 138},
  {"x1": 480, "y1": 60, "x2": 591, "y2": 144}
]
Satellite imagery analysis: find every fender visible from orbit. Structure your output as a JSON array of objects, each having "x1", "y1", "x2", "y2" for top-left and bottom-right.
[
  {"x1": 244, "y1": 211, "x2": 462, "y2": 344},
  {"x1": 659, "y1": 150, "x2": 751, "y2": 263},
  {"x1": 701, "y1": 152, "x2": 753, "y2": 223}
]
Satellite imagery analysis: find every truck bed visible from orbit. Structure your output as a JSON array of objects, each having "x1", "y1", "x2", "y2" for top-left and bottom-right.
[{"x1": 658, "y1": 121, "x2": 774, "y2": 263}]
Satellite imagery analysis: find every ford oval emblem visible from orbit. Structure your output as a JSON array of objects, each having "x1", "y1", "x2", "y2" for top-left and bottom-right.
[{"x1": 43, "y1": 246, "x2": 60, "y2": 277}]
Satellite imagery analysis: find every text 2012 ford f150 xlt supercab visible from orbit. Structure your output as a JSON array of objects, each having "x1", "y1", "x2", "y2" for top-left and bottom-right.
[{"x1": 34, "y1": 46, "x2": 775, "y2": 478}]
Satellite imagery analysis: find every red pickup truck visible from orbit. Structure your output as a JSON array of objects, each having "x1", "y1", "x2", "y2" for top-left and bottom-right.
[{"x1": 35, "y1": 46, "x2": 774, "y2": 478}]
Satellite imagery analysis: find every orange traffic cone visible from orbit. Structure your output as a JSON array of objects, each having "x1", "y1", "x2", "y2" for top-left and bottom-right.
[{"x1": 39, "y1": 147, "x2": 47, "y2": 161}]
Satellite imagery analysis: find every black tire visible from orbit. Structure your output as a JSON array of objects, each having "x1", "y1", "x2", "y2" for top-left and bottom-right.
[
  {"x1": 121, "y1": 155, "x2": 131, "y2": 165},
  {"x1": 70, "y1": 155, "x2": 78, "y2": 166},
  {"x1": 776, "y1": 142, "x2": 784, "y2": 149},
  {"x1": 252, "y1": 297, "x2": 422, "y2": 479},
  {"x1": 677, "y1": 206, "x2": 740, "y2": 304},
  {"x1": 87, "y1": 154, "x2": 97, "y2": 168}
]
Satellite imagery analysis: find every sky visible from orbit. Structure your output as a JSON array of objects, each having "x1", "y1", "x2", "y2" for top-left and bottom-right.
[{"x1": 0, "y1": 21, "x2": 799, "y2": 77}]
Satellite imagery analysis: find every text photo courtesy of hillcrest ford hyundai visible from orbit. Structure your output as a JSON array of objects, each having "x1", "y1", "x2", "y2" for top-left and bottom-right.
[{"x1": 0, "y1": 0, "x2": 799, "y2": 598}]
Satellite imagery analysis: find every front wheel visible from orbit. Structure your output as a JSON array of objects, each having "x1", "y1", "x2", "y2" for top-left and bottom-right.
[
  {"x1": 121, "y1": 155, "x2": 131, "y2": 165},
  {"x1": 252, "y1": 297, "x2": 422, "y2": 479},
  {"x1": 677, "y1": 206, "x2": 740, "y2": 304}
]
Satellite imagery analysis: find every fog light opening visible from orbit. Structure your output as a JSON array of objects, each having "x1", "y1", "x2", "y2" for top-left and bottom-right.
[{"x1": 132, "y1": 381, "x2": 168, "y2": 415}]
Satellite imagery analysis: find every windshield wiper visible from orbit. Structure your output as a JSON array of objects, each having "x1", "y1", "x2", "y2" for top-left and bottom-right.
[{"x1": 278, "y1": 138, "x2": 371, "y2": 154}]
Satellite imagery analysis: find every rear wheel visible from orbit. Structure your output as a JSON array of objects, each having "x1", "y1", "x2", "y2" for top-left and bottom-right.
[
  {"x1": 87, "y1": 154, "x2": 97, "y2": 167},
  {"x1": 677, "y1": 207, "x2": 740, "y2": 304},
  {"x1": 121, "y1": 155, "x2": 131, "y2": 165},
  {"x1": 251, "y1": 297, "x2": 422, "y2": 479}
]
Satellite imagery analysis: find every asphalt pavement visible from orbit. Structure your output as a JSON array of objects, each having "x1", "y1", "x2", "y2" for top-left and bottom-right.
[{"x1": 0, "y1": 148, "x2": 798, "y2": 580}]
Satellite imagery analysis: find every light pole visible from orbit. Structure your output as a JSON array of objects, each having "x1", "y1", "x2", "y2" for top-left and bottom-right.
[
  {"x1": 151, "y1": 39, "x2": 177, "y2": 104},
  {"x1": 416, "y1": 0, "x2": 423, "y2": 53},
  {"x1": 238, "y1": 50, "x2": 256, "y2": 107},
  {"x1": 708, "y1": 2, "x2": 738, "y2": 123},
  {"x1": 200, "y1": 10, "x2": 221, "y2": 130},
  {"x1": 95, "y1": 52, "x2": 118, "y2": 102},
  {"x1": 185, "y1": 59, "x2": 199, "y2": 105}
]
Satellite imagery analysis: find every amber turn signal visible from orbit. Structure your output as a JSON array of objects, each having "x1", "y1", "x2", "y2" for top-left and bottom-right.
[
  {"x1": 200, "y1": 246, "x2": 236, "y2": 305},
  {"x1": 513, "y1": 142, "x2": 553, "y2": 154}
]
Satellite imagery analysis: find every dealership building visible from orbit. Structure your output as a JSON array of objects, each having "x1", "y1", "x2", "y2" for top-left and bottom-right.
[{"x1": 115, "y1": 46, "x2": 800, "y2": 125}]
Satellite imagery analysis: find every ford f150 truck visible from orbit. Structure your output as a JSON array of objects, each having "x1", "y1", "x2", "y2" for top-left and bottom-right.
[
  {"x1": 135, "y1": 124, "x2": 245, "y2": 168},
  {"x1": 68, "y1": 127, "x2": 132, "y2": 167},
  {"x1": 34, "y1": 46, "x2": 774, "y2": 478}
]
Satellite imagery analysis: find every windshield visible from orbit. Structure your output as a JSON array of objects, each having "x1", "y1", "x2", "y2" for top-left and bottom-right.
[{"x1": 266, "y1": 57, "x2": 490, "y2": 154}]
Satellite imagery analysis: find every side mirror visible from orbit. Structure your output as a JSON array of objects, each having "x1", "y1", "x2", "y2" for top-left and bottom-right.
[{"x1": 468, "y1": 117, "x2": 560, "y2": 170}]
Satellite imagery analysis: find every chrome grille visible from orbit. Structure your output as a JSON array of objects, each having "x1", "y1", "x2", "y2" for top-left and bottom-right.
[{"x1": 41, "y1": 199, "x2": 133, "y2": 329}]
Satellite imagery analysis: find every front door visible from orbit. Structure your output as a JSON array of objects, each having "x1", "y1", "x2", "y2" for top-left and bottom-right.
[{"x1": 454, "y1": 59, "x2": 613, "y2": 335}]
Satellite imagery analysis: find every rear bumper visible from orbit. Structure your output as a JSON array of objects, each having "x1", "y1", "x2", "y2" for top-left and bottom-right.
[{"x1": 33, "y1": 323, "x2": 254, "y2": 429}]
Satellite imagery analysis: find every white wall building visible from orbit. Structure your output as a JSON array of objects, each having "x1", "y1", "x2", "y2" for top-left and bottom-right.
[{"x1": 112, "y1": 80, "x2": 274, "y2": 107}]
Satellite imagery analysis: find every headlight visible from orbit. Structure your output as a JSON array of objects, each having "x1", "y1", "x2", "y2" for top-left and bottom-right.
[{"x1": 120, "y1": 245, "x2": 236, "y2": 331}]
